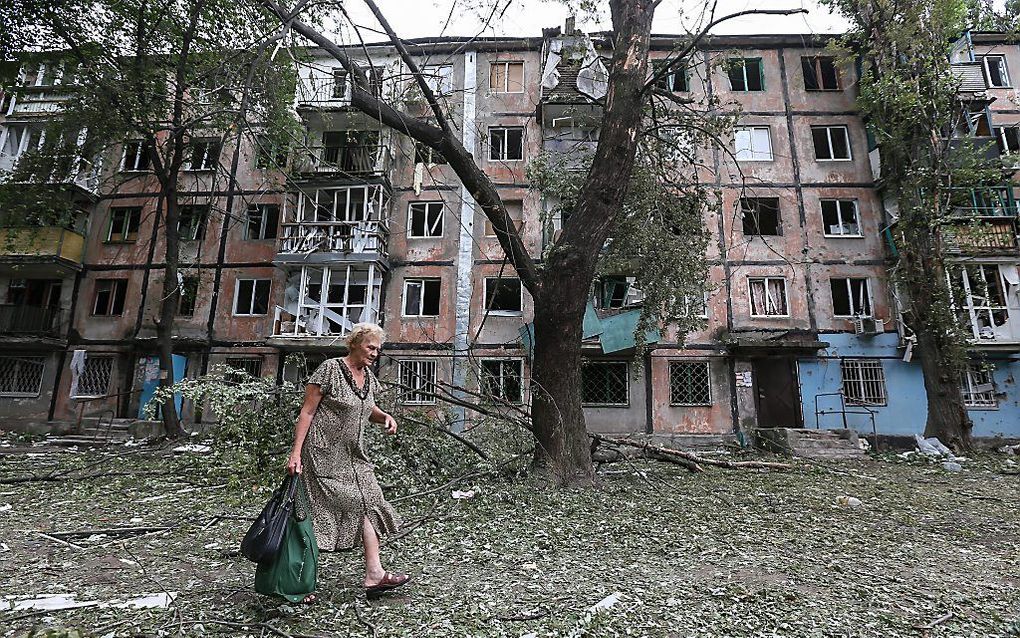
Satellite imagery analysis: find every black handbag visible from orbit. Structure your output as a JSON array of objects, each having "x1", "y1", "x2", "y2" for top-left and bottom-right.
[{"x1": 240, "y1": 474, "x2": 300, "y2": 563}]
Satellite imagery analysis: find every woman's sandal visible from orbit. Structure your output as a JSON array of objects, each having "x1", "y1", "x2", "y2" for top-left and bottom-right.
[
  {"x1": 365, "y1": 572, "x2": 411, "y2": 600},
  {"x1": 301, "y1": 593, "x2": 319, "y2": 605}
]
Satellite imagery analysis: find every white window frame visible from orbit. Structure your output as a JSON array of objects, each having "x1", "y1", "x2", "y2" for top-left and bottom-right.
[
  {"x1": 184, "y1": 138, "x2": 220, "y2": 171},
  {"x1": 668, "y1": 360, "x2": 712, "y2": 406},
  {"x1": 106, "y1": 207, "x2": 141, "y2": 243},
  {"x1": 244, "y1": 204, "x2": 279, "y2": 240},
  {"x1": 821, "y1": 199, "x2": 863, "y2": 237},
  {"x1": 830, "y1": 277, "x2": 873, "y2": 318},
  {"x1": 981, "y1": 55, "x2": 1011, "y2": 88},
  {"x1": 812, "y1": 125, "x2": 853, "y2": 161},
  {"x1": 407, "y1": 201, "x2": 444, "y2": 238},
  {"x1": 488, "y1": 126, "x2": 525, "y2": 162},
  {"x1": 748, "y1": 277, "x2": 790, "y2": 317},
  {"x1": 580, "y1": 360, "x2": 630, "y2": 407},
  {"x1": 961, "y1": 363, "x2": 997, "y2": 408},
  {"x1": 840, "y1": 358, "x2": 887, "y2": 406},
  {"x1": 483, "y1": 277, "x2": 523, "y2": 315},
  {"x1": 489, "y1": 61, "x2": 525, "y2": 94},
  {"x1": 233, "y1": 278, "x2": 271, "y2": 316},
  {"x1": 727, "y1": 58, "x2": 764, "y2": 92},
  {"x1": 402, "y1": 278, "x2": 441, "y2": 317},
  {"x1": 995, "y1": 126, "x2": 1020, "y2": 166},
  {"x1": 0, "y1": 356, "x2": 46, "y2": 397},
  {"x1": 421, "y1": 65, "x2": 454, "y2": 96},
  {"x1": 399, "y1": 359, "x2": 438, "y2": 405},
  {"x1": 951, "y1": 264, "x2": 1015, "y2": 341},
  {"x1": 479, "y1": 358, "x2": 525, "y2": 403},
  {"x1": 734, "y1": 127, "x2": 773, "y2": 161},
  {"x1": 682, "y1": 292, "x2": 710, "y2": 319},
  {"x1": 121, "y1": 140, "x2": 150, "y2": 172}
]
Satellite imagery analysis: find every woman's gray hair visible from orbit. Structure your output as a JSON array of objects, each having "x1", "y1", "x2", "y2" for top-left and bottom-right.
[{"x1": 345, "y1": 323, "x2": 386, "y2": 349}]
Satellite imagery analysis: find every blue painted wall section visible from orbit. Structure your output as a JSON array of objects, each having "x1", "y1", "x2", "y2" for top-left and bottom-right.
[{"x1": 797, "y1": 333, "x2": 1020, "y2": 438}]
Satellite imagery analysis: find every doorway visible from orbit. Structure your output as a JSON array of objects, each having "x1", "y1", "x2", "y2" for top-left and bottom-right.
[{"x1": 753, "y1": 358, "x2": 803, "y2": 428}]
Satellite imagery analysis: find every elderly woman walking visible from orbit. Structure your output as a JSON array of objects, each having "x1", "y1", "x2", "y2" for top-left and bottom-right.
[{"x1": 286, "y1": 323, "x2": 410, "y2": 601}]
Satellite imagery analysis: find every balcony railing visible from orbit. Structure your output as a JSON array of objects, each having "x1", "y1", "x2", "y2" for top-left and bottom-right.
[
  {"x1": 943, "y1": 218, "x2": 1019, "y2": 253},
  {"x1": 271, "y1": 304, "x2": 381, "y2": 339},
  {"x1": 293, "y1": 144, "x2": 390, "y2": 176},
  {"x1": 0, "y1": 304, "x2": 64, "y2": 337},
  {"x1": 0, "y1": 226, "x2": 85, "y2": 265},
  {"x1": 278, "y1": 220, "x2": 388, "y2": 257}
]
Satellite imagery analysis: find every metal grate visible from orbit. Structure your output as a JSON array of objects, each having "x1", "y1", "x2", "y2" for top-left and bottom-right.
[
  {"x1": 669, "y1": 361, "x2": 711, "y2": 406},
  {"x1": 961, "y1": 364, "x2": 997, "y2": 408},
  {"x1": 840, "y1": 359, "x2": 887, "y2": 406},
  {"x1": 581, "y1": 361, "x2": 629, "y2": 406},
  {"x1": 226, "y1": 357, "x2": 264, "y2": 378},
  {"x1": 0, "y1": 356, "x2": 45, "y2": 397},
  {"x1": 479, "y1": 359, "x2": 523, "y2": 403},
  {"x1": 76, "y1": 355, "x2": 114, "y2": 398},
  {"x1": 399, "y1": 359, "x2": 437, "y2": 405}
]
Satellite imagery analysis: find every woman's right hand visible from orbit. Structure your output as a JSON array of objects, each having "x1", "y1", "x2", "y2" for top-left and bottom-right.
[{"x1": 286, "y1": 449, "x2": 302, "y2": 475}]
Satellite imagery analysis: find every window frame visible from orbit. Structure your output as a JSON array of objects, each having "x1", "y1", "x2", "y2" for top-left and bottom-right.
[
  {"x1": 747, "y1": 276, "x2": 790, "y2": 317},
  {"x1": 821, "y1": 199, "x2": 863, "y2": 237},
  {"x1": 840, "y1": 358, "x2": 888, "y2": 406},
  {"x1": 0, "y1": 356, "x2": 46, "y2": 397},
  {"x1": 653, "y1": 60, "x2": 690, "y2": 93},
  {"x1": 244, "y1": 203, "x2": 279, "y2": 240},
  {"x1": 980, "y1": 55, "x2": 1011, "y2": 88},
  {"x1": 73, "y1": 355, "x2": 115, "y2": 399},
  {"x1": 483, "y1": 276, "x2": 523, "y2": 314},
  {"x1": 961, "y1": 363, "x2": 997, "y2": 409},
  {"x1": 994, "y1": 125, "x2": 1020, "y2": 159},
  {"x1": 91, "y1": 279, "x2": 127, "y2": 316},
  {"x1": 177, "y1": 275, "x2": 199, "y2": 317},
  {"x1": 233, "y1": 278, "x2": 271, "y2": 316},
  {"x1": 176, "y1": 204, "x2": 208, "y2": 241},
  {"x1": 580, "y1": 360, "x2": 630, "y2": 407},
  {"x1": 489, "y1": 61, "x2": 525, "y2": 94},
  {"x1": 184, "y1": 138, "x2": 221, "y2": 171},
  {"x1": 802, "y1": 56, "x2": 841, "y2": 91},
  {"x1": 402, "y1": 277, "x2": 442, "y2": 317},
  {"x1": 407, "y1": 201, "x2": 445, "y2": 239},
  {"x1": 734, "y1": 126, "x2": 773, "y2": 162},
  {"x1": 106, "y1": 206, "x2": 142, "y2": 243},
  {"x1": 727, "y1": 57, "x2": 765, "y2": 92},
  {"x1": 811, "y1": 125, "x2": 853, "y2": 161},
  {"x1": 479, "y1": 358, "x2": 525, "y2": 404},
  {"x1": 668, "y1": 360, "x2": 712, "y2": 406},
  {"x1": 399, "y1": 358, "x2": 438, "y2": 405},
  {"x1": 488, "y1": 126, "x2": 525, "y2": 162},
  {"x1": 740, "y1": 197, "x2": 782, "y2": 236},
  {"x1": 829, "y1": 277, "x2": 873, "y2": 318},
  {"x1": 120, "y1": 140, "x2": 151, "y2": 172},
  {"x1": 483, "y1": 200, "x2": 524, "y2": 238}
]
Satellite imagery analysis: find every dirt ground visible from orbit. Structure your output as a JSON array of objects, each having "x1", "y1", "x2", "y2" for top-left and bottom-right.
[{"x1": 1, "y1": 436, "x2": 1018, "y2": 637}]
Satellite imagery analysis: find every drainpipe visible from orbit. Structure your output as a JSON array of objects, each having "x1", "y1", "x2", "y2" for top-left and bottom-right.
[{"x1": 450, "y1": 49, "x2": 478, "y2": 433}]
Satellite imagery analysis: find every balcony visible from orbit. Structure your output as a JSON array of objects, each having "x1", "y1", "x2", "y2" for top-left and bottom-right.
[
  {"x1": 275, "y1": 184, "x2": 389, "y2": 264},
  {"x1": 950, "y1": 62, "x2": 989, "y2": 94},
  {"x1": 293, "y1": 144, "x2": 390, "y2": 179},
  {"x1": 0, "y1": 226, "x2": 85, "y2": 274},
  {"x1": 278, "y1": 220, "x2": 388, "y2": 261},
  {"x1": 943, "y1": 218, "x2": 1018, "y2": 255},
  {"x1": 947, "y1": 136, "x2": 1003, "y2": 166},
  {"x1": 0, "y1": 304, "x2": 66, "y2": 343},
  {"x1": 950, "y1": 187, "x2": 1018, "y2": 218}
]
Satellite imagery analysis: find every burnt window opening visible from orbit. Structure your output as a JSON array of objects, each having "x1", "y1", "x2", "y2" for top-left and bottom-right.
[
  {"x1": 830, "y1": 277, "x2": 872, "y2": 317},
  {"x1": 484, "y1": 277, "x2": 522, "y2": 313},
  {"x1": 740, "y1": 198, "x2": 781, "y2": 236}
]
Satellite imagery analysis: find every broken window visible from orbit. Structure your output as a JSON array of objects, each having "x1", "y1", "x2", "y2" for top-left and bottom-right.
[
  {"x1": 954, "y1": 264, "x2": 1011, "y2": 340},
  {"x1": 581, "y1": 360, "x2": 629, "y2": 406},
  {"x1": 727, "y1": 58, "x2": 764, "y2": 92},
  {"x1": 682, "y1": 292, "x2": 709, "y2": 318},
  {"x1": 740, "y1": 198, "x2": 781, "y2": 236},
  {"x1": 234, "y1": 279, "x2": 271, "y2": 316},
  {"x1": 489, "y1": 127, "x2": 524, "y2": 161},
  {"x1": 106, "y1": 207, "x2": 141, "y2": 242},
  {"x1": 121, "y1": 140, "x2": 152, "y2": 172},
  {"x1": 75, "y1": 355, "x2": 114, "y2": 398},
  {"x1": 0, "y1": 356, "x2": 45, "y2": 397},
  {"x1": 594, "y1": 276, "x2": 642, "y2": 309},
  {"x1": 483, "y1": 201, "x2": 524, "y2": 237},
  {"x1": 821, "y1": 199, "x2": 861, "y2": 236},
  {"x1": 490, "y1": 62, "x2": 524, "y2": 93},
  {"x1": 245, "y1": 204, "x2": 279, "y2": 240},
  {"x1": 734, "y1": 127, "x2": 772, "y2": 161},
  {"x1": 980, "y1": 55, "x2": 1010, "y2": 88},
  {"x1": 841, "y1": 358, "x2": 887, "y2": 406},
  {"x1": 92, "y1": 279, "x2": 127, "y2": 316},
  {"x1": 254, "y1": 135, "x2": 288, "y2": 170},
  {"x1": 332, "y1": 68, "x2": 348, "y2": 99},
  {"x1": 668, "y1": 361, "x2": 711, "y2": 406},
  {"x1": 399, "y1": 359, "x2": 437, "y2": 404},
  {"x1": 830, "y1": 277, "x2": 872, "y2": 317},
  {"x1": 995, "y1": 126, "x2": 1020, "y2": 157},
  {"x1": 321, "y1": 130, "x2": 380, "y2": 173},
  {"x1": 408, "y1": 201, "x2": 444, "y2": 238},
  {"x1": 403, "y1": 278, "x2": 441, "y2": 316},
  {"x1": 177, "y1": 205, "x2": 208, "y2": 241},
  {"x1": 748, "y1": 277, "x2": 788, "y2": 316},
  {"x1": 961, "y1": 363, "x2": 996, "y2": 408},
  {"x1": 802, "y1": 56, "x2": 840, "y2": 91},
  {"x1": 184, "y1": 138, "x2": 220, "y2": 171},
  {"x1": 421, "y1": 65, "x2": 454, "y2": 96},
  {"x1": 479, "y1": 359, "x2": 524, "y2": 403},
  {"x1": 484, "y1": 277, "x2": 522, "y2": 313},
  {"x1": 413, "y1": 140, "x2": 447, "y2": 166},
  {"x1": 812, "y1": 126, "x2": 852, "y2": 161},
  {"x1": 177, "y1": 276, "x2": 199, "y2": 317},
  {"x1": 280, "y1": 266, "x2": 380, "y2": 336},
  {"x1": 226, "y1": 357, "x2": 263, "y2": 378},
  {"x1": 653, "y1": 60, "x2": 689, "y2": 92}
]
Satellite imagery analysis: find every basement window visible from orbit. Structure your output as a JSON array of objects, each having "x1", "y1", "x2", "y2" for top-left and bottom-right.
[
  {"x1": 669, "y1": 360, "x2": 711, "y2": 406},
  {"x1": 740, "y1": 198, "x2": 781, "y2": 236},
  {"x1": 581, "y1": 360, "x2": 629, "y2": 406},
  {"x1": 484, "y1": 277, "x2": 522, "y2": 314},
  {"x1": 399, "y1": 359, "x2": 437, "y2": 404},
  {"x1": 830, "y1": 277, "x2": 872, "y2": 317},
  {"x1": 727, "y1": 58, "x2": 764, "y2": 92},
  {"x1": 479, "y1": 359, "x2": 524, "y2": 403},
  {"x1": 812, "y1": 126, "x2": 852, "y2": 161},
  {"x1": 403, "y1": 278, "x2": 441, "y2": 317},
  {"x1": 234, "y1": 279, "x2": 271, "y2": 316},
  {"x1": 408, "y1": 201, "x2": 444, "y2": 238},
  {"x1": 0, "y1": 356, "x2": 45, "y2": 397},
  {"x1": 748, "y1": 277, "x2": 789, "y2": 317},
  {"x1": 821, "y1": 199, "x2": 862, "y2": 237},
  {"x1": 841, "y1": 358, "x2": 887, "y2": 406},
  {"x1": 961, "y1": 363, "x2": 997, "y2": 408},
  {"x1": 92, "y1": 279, "x2": 127, "y2": 316},
  {"x1": 75, "y1": 355, "x2": 114, "y2": 398},
  {"x1": 802, "y1": 56, "x2": 840, "y2": 91}
]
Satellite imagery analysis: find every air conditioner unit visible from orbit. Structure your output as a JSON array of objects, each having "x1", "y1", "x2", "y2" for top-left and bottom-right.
[{"x1": 853, "y1": 316, "x2": 884, "y2": 336}]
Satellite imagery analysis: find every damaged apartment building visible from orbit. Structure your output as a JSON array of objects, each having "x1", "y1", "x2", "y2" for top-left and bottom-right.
[{"x1": 1, "y1": 24, "x2": 1018, "y2": 441}]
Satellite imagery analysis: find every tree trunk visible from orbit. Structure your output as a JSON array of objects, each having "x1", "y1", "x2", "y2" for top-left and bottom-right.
[
  {"x1": 156, "y1": 194, "x2": 185, "y2": 439},
  {"x1": 529, "y1": 262, "x2": 595, "y2": 487},
  {"x1": 915, "y1": 326, "x2": 973, "y2": 449}
]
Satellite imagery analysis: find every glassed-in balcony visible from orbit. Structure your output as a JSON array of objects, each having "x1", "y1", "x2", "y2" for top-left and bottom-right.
[
  {"x1": 270, "y1": 264, "x2": 383, "y2": 346},
  {"x1": 0, "y1": 226, "x2": 85, "y2": 273},
  {"x1": 276, "y1": 185, "x2": 389, "y2": 263}
]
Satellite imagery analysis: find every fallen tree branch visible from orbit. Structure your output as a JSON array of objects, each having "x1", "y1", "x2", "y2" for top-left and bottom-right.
[
  {"x1": 49, "y1": 525, "x2": 173, "y2": 539},
  {"x1": 353, "y1": 601, "x2": 378, "y2": 636},
  {"x1": 591, "y1": 434, "x2": 792, "y2": 471},
  {"x1": 36, "y1": 531, "x2": 85, "y2": 550}
]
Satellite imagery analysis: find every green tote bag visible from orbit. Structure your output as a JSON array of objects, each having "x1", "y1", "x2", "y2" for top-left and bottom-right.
[{"x1": 254, "y1": 477, "x2": 319, "y2": 602}]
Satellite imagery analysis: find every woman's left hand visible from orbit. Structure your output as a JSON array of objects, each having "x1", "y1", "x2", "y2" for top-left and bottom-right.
[{"x1": 382, "y1": 413, "x2": 398, "y2": 435}]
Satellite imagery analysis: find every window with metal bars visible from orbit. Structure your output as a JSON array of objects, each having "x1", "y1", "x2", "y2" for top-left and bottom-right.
[
  {"x1": 0, "y1": 356, "x2": 45, "y2": 397},
  {"x1": 669, "y1": 361, "x2": 711, "y2": 406},
  {"x1": 581, "y1": 360, "x2": 628, "y2": 406},
  {"x1": 840, "y1": 359, "x2": 887, "y2": 406},
  {"x1": 76, "y1": 355, "x2": 114, "y2": 398},
  {"x1": 399, "y1": 359, "x2": 437, "y2": 405},
  {"x1": 961, "y1": 363, "x2": 997, "y2": 408},
  {"x1": 225, "y1": 357, "x2": 263, "y2": 378},
  {"x1": 479, "y1": 359, "x2": 524, "y2": 403}
]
